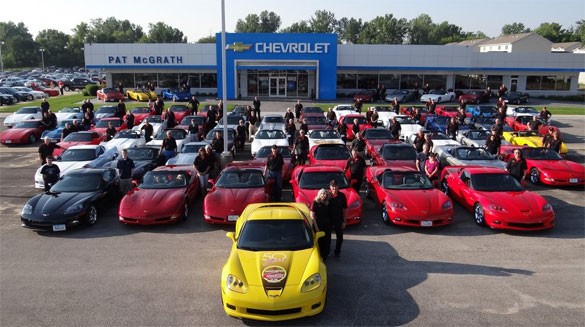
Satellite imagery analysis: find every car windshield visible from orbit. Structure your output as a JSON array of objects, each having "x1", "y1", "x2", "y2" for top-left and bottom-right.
[
  {"x1": 395, "y1": 117, "x2": 416, "y2": 124},
  {"x1": 299, "y1": 171, "x2": 349, "y2": 189},
  {"x1": 381, "y1": 145, "x2": 416, "y2": 160},
  {"x1": 63, "y1": 133, "x2": 94, "y2": 142},
  {"x1": 471, "y1": 173, "x2": 524, "y2": 192},
  {"x1": 102, "y1": 88, "x2": 117, "y2": 93},
  {"x1": 303, "y1": 107, "x2": 322, "y2": 114},
  {"x1": 475, "y1": 117, "x2": 495, "y2": 124},
  {"x1": 57, "y1": 120, "x2": 73, "y2": 128},
  {"x1": 219, "y1": 116, "x2": 241, "y2": 125},
  {"x1": 454, "y1": 148, "x2": 493, "y2": 160},
  {"x1": 60, "y1": 148, "x2": 97, "y2": 161},
  {"x1": 517, "y1": 131, "x2": 539, "y2": 137},
  {"x1": 305, "y1": 116, "x2": 327, "y2": 125},
  {"x1": 97, "y1": 106, "x2": 117, "y2": 114},
  {"x1": 232, "y1": 106, "x2": 247, "y2": 114},
  {"x1": 344, "y1": 116, "x2": 368, "y2": 124},
  {"x1": 256, "y1": 146, "x2": 291, "y2": 158},
  {"x1": 170, "y1": 106, "x2": 188, "y2": 112},
  {"x1": 127, "y1": 147, "x2": 157, "y2": 160},
  {"x1": 181, "y1": 116, "x2": 205, "y2": 126},
  {"x1": 216, "y1": 169, "x2": 265, "y2": 188},
  {"x1": 136, "y1": 89, "x2": 150, "y2": 93},
  {"x1": 206, "y1": 129, "x2": 235, "y2": 140},
  {"x1": 382, "y1": 171, "x2": 434, "y2": 190},
  {"x1": 430, "y1": 90, "x2": 445, "y2": 95},
  {"x1": 95, "y1": 119, "x2": 121, "y2": 128},
  {"x1": 255, "y1": 130, "x2": 286, "y2": 139},
  {"x1": 15, "y1": 121, "x2": 39, "y2": 128},
  {"x1": 17, "y1": 87, "x2": 33, "y2": 92},
  {"x1": 16, "y1": 107, "x2": 38, "y2": 114},
  {"x1": 60, "y1": 107, "x2": 79, "y2": 113},
  {"x1": 182, "y1": 143, "x2": 206, "y2": 153},
  {"x1": 51, "y1": 173, "x2": 102, "y2": 193},
  {"x1": 263, "y1": 116, "x2": 284, "y2": 124},
  {"x1": 364, "y1": 129, "x2": 391, "y2": 139},
  {"x1": 373, "y1": 106, "x2": 392, "y2": 112},
  {"x1": 113, "y1": 130, "x2": 140, "y2": 139},
  {"x1": 430, "y1": 133, "x2": 449, "y2": 140},
  {"x1": 467, "y1": 130, "x2": 489, "y2": 140},
  {"x1": 314, "y1": 145, "x2": 350, "y2": 160},
  {"x1": 131, "y1": 107, "x2": 151, "y2": 113},
  {"x1": 392, "y1": 90, "x2": 408, "y2": 95},
  {"x1": 479, "y1": 107, "x2": 496, "y2": 114},
  {"x1": 517, "y1": 107, "x2": 538, "y2": 114},
  {"x1": 309, "y1": 130, "x2": 340, "y2": 139},
  {"x1": 335, "y1": 106, "x2": 353, "y2": 111},
  {"x1": 442, "y1": 107, "x2": 458, "y2": 112},
  {"x1": 522, "y1": 147, "x2": 563, "y2": 160},
  {"x1": 167, "y1": 153, "x2": 198, "y2": 165},
  {"x1": 140, "y1": 171, "x2": 189, "y2": 189},
  {"x1": 431, "y1": 116, "x2": 449, "y2": 124},
  {"x1": 237, "y1": 219, "x2": 313, "y2": 252},
  {"x1": 517, "y1": 116, "x2": 532, "y2": 124},
  {"x1": 155, "y1": 129, "x2": 187, "y2": 140},
  {"x1": 144, "y1": 116, "x2": 162, "y2": 123}
]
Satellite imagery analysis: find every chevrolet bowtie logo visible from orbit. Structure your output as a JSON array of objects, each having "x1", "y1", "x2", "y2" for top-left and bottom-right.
[{"x1": 226, "y1": 42, "x2": 252, "y2": 52}]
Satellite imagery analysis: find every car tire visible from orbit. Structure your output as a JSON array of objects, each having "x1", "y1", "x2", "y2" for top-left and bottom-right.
[
  {"x1": 529, "y1": 167, "x2": 540, "y2": 185},
  {"x1": 381, "y1": 201, "x2": 392, "y2": 225},
  {"x1": 28, "y1": 134, "x2": 37, "y2": 144},
  {"x1": 441, "y1": 179, "x2": 449, "y2": 195},
  {"x1": 473, "y1": 203, "x2": 486, "y2": 226},
  {"x1": 84, "y1": 205, "x2": 98, "y2": 226},
  {"x1": 64, "y1": 86, "x2": 70, "y2": 92},
  {"x1": 27, "y1": 95, "x2": 33, "y2": 101}
]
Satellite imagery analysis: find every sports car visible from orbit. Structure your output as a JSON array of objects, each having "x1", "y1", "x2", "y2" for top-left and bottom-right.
[
  {"x1": 401, "y1": 106, "x2": 431, "y2": 124},
  {"x1": 204, "y1": 127, "x2": 236, "y2": 155},
  {"x1": 456, "y1": 129, "x2": 491, "y2": 148},
  {"x1": 304, "y1": 116, "x2": 329, "y2": 131},
  {"x1": 368, "y1": 106, "x2": 396, "y2": 127},
  {"x1": 126, "y1": 88, "x2": 157, "y2": 101},
  {"x1": 0, "y1": 120, "x2": 46, "y2": 145},
  {"x1": 291, "y1": 165, "x2": 362, "y2": 225},
  {"x1": 505, "y1": 114, "x2": 555, "y2": 135},
  {"x1": 260, "y1": 114, "x2": 286, "y2": 127},
  {"x1": 362, "y1": 128, "x2": 398, "y2": 157},
  {"x1": 372, "y1": 143, "x2": 417, "y2": 169},
  {"x1": 424, "y1": 115, "x2": 470, "y2": 135},
  {"x1": 54, "y1": 131, "x2": 106, "y2": 156},
  {"x1": 97, "y1": 88, "x2": 124, "y2": 102},
  {"x1": 218, "y1": 115, "x2": 243, "y2": 130},
  {"x1": 31, "y1": 85, "x2": 59, "y2": 97},
  {"x1": 94, "y1": 105, "x2": 118, "y2": 122},
  {"x1": 3, "y1": 106, "x2": 43, "y2": 127},
  {"x1": 102, "y1": 146, "x2": 159, "y2": 182},
  {"x1": 458, "y1": 91, "x2": 490, "y2": 104},
  {"x1": 308, "y1": 144, "x2": 351, "y2": 170},
  {"x1": 161, "y1": 88, "x2": 192, "y2": 102},
  {"x1": 177, "y1": 115, "x2": 206, "y2": 138},
  {"x1": 406, "y1": 132, "x2": 461, "y2": 148},
  {"x1": 251, "y1": 128, "x2": 288, "y2": 157},
  {"x1": 435, "y1": 145, "x2": 506, "y2": 169},
  {"x1": 308, "y1": 129, "x2": 343, "y2": 149},
  {"x1": 221, "y1": 202, "x2": 327, "y2": 321},
  {"x1": 339, "y1": 114, "x2": 371, "y2": 141},
  {"x1": 331, "y1": 104, "x2": 356, "y2": 119},
  {"x1": 55, "y1": 107, "x2": 84, "y2": 122},
  {"x1": 166, "y1": 142, "x2": 209, "y2": 165},
  {"x1": 41, "y1": 119, "x2": 75, "y2": 143},
  {"x1": 420, "y1": 89, "x2": 456, "y2": 103},
  {"x1": 132, "y1": 115, "x2": 165, "y2": 138},
  {"x1": 22, "y1": 168, "x2": 119, "y2": 231},
  {"x1": 90, "y1": 117, "x2": 127, "y2": 135},
  {"x1": 102, "y1": 129, "x2": 146, "y2": 151},
  {"x1": 162, "y1": 105, "x2": 191, "y2": 123},
  {"x1": 34, "y1": 145, "x2": 117, "y2": 189},
  {"x1": 353, "y1": 89, "x2": 376, "y2": 102},
  {"x1": 506, "y1": 106, "x2": 539, "y2": 117},
  {"x1": 385, "y1": 89, "x2": 417, "y2": 103},
  {"x1": 146, "y1": 128, "x2": 192, "y2": 153},
  {"x1": 440, "y1": 166, "x2": 554, "y2": 230},
  {"x1": 126, "y1": 106, "x2": 154, "y2": 125},
  {"x1": 365, "y1": 167, "x2": 453, "y2": 226},
  {"x1": 503, "y1": 130, "x2": 568, "y2": 154},
  {"x1": 393, "y1": 115, "x2": 424, "y2": 142},
  {"x1": 299, "y1": 106, "x2": 324, "y2": 121},
  {"x1": 465, "y1": 105, "x2": 496, "y2": 118},
  {"x1": 435, "y1": 106, "x2": 459, "y2": 118},
  {"x1": 12, "y1": 87, "x2": 48, "y2": 100},
  {"x1": 118, "y1": 165, "x2": 200, "y2": 225},
  {"x1": 204, "y1": 164, "x2": 271, "y2": 224},
  {"x1": 502, "y1": 91, "x2": 529, "y2": 105},
  {"x1": 250, "y1": 146, "x2": 294, "y2": 182}
]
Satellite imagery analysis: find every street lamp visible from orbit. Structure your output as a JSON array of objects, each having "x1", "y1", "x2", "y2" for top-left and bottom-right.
[
  {"x1": 0, "y1": 41, "x2": 4, "y2": 72},
  {"x1": 220, "y1": 0, "x2": 229, "y2": 158},
  {"x1": 80, "y1": 47, "x2": 85, "y2": 72},
  {"x1": 39, "y1": 48, "x2": 46, "y2": 72}
]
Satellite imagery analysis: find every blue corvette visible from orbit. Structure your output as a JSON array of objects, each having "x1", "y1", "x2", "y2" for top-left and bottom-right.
[
  {"x1": 161, "y1": 88, "x2": 192, "y2": 102},
  {"x1": 425, "y1": 115, "x2": 470, "y2": 134},
  {"x1": 41, "y1": 119, "x2": 75, "y2": 142},
  {"x1": 465, "y1": 105, "x2": 497, "y2": 118}
]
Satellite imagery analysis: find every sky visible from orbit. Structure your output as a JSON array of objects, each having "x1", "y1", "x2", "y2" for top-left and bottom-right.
[{"x1": 1, "y1": 0, "x2": 584, "y2": 42}]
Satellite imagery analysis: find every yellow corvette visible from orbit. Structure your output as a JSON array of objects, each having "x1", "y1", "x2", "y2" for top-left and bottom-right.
[
  {"x1": 503, "y1": 130, "x2": 568, "y2": 154},
  {"x1": 126, "y1": 88, "x2": 157, "y2": 101},
  {"x1": 221, "y1": 203, "x2": 327, "y2": 321}
]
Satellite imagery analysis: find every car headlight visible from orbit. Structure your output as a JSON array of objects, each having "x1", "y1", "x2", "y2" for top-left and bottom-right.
[
  {"x1": 22, "y1": 204, "x2": 32, "y2": 216},
  {"x1": 441, "y1": 200, "x2": 452, "y2": 210},
  {"x1": 542, "y1": 203, "x2": 553, "y2": 212},
  {"x1": 301, "y1": 273, "x2": 321, "y2": 293},
  {"x1": 226, "y1": 274, "x2": 247, "y2": 294},
  {"x1": 390, "y1": 201, "x2": 407, "y2": 211},
  {"x1": 489, "y1": 204, "x2": 508, "y2": 213},
  {"x1": 64, "y1": 203, "x2": 85, "y2": 215},
  {"x1": 349, "y1": 200, "x2": 361, "y2": 209}
]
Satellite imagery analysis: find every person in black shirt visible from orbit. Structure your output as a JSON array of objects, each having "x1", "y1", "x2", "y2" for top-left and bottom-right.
[
  {"x1": 423, "y1": 133, "x2": 434, "y2": 153},
  {"x1": 354, "y1": 98, "x2": 363, "y2": 113},
  {"x1": 188, "y1": 119, "x2": 199, "y2": 140},
  {"x1": 506, "y1": 149, "x2": 527, "y2": 182},
  {"x1": 204, "y1": 145, "x2": 219, "y2": 179},
  {"x1": 423, "y1": 83, "x2": 430, "y2": 94},
  {"x1": 542, "y1": 128, "x2": 555, "y2": 148},
  {"x1": 416, "y1": 144, "x2": 430, "y2": 172},
  {"x1": 154, "y1": 98, "x2": 164, "y2": 115},
  {"x1": 345, "y1": 149, "x2": 366, "y2": 193},
  {"x1": 527, "y1": 116, "x2": 541, "y2": 131},
  {"x1": 446, "y1": 117, "x2": 459, "y2": 139},
  {"x1": 491, "y1": 119, "x2": 504, "y2": 137},
  {"x1": 117, "y1": 100, "x2": 126, "y2": 119},
  {"x1": 285, "y1": 119, "x2": 296, "y2": 146},
  {"x1": 547, "y1": 131, "x2": 563, "y2": 153},
  {"x1": 299, "y1": 118, "x2": 309, "y2": 134},
  {"x1": 117, "y1": 149, "x2": 135, "y2": 195},
  {"x1": 71, "y1": 120, "x2": 81, "y2": 132},
  {"x1": 161, "y1": 130, "x2": 177, "y2": 160},
  {"x1": 284, "y1": 108, "x2": 294, "y2": 122},
  {"x1": 350, "y1": 132, "x2": 366, "y2": 155},
  {"x1": 212, "y1": 130, "x2": 224, "y2": 153},
  {"x1": 125, "y1": 111, "x2": 135, "y2": 129},
  {"x1": 40, "y1": 98, "x2": 50, "y2": 114},
  {"x1": 370, "y1": 108, "x2": 379, "y2": 128},
  {"x1": 428, "y1": 99, "x2": 436, "y2": 114},
  {"x1": 328, "y1": 180, "x2": 347, "y2": 258},
  {"x1": 87, "y1": 100, "x2": 94, "y2": 112},
  {"x1": 389, "y1": 117, "x2": 401, "y2": 139},
  {"x1": 252, "y1": 96, "x2": 261, "y2": 118},
  {"x1": 264, "y1": 145, "x2": 285, "y2": 201},
  {"x1": 379, "y1": 84, "x2": 386, "y2": 102},
  {"x1": 294, "y1": 100, "x2": 303, "y2": 121},
  {"x1": 105, "y1": 121, "x2": 117, "y2": 141},
  {"x1": 311, "y1": 189, "x2": 332, "y2": 260},
  {"x1": 117, "y1": 82, "x2": 123, "y2": 94},
  {"x1": 82, "y1": 112, "x2": 92, "y2": 131},
  {"x1": 81, "y1": 99, "x2": 89, "y2": 114},
  {"x1": 413, "y1": 130, "x2": 425, "y2": 153},
  {"x1": 539, "y1": 107, "x2": 552, "y2": 122},
  {"x1": 207, "y1": 106, "x2": 218, "y2": 125},
  {"x1": 456, "y1": 108, "x2": 466, "y2": 125},
  {"x1": 293, "y1": 130, "x2": 309, "y2": 165},
  {"x1": 188, "y1": 96, "x2": 200, "y2": 115},
  {"x1": 496, "y1": 107, "x2": 506, "y2": 122},
  {"x1": 165, "y1": 108, "x2": 176, "y2": 128},
  {"x1": 485, "y1": 134, "x2": 501, "y2": 155},
  {"x1": 391, "y1": 98, "x2": 400, "y2": 114},
  {"x1": 193, "y1": 148, "x2": 211, "y2": 194},
  {"x1": 247, "y1": 111, "x2": 258, "y2": 141},
  {"x1": 38, "y1": 137, "x2": 59, "y2": 165},
  {"x1": 61, "y1": 123, "x2": 74, "y2": 140},
  {"x1": 412, "y1": 108, "x2": 421, "y2": 124},
  {"x1": 351, "y1": 118, "x2": 360, "y2": 137},
  {"x1": 235, "y1": 119, "x2": 247, "y2": 150},
  {"x1": 326, "y1": 107, "x2": 337, "y2": 126},
  {"x1": 141, "y1": 119, "x2": 154, "y2": 142},
  {"x1": 40, "y1": 156, "x2": 60, "y2": 191},
  {"x1": 485, "y1": 86, "x2": 492, "y2": 100},
  {"x1": 41, "y1": 112, "x2": 52, "y2": 130},
  {"x1": 338, "y1": 122, "x2": 347, "y2": 144}
]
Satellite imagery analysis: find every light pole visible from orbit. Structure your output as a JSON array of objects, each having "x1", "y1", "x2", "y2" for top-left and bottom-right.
[
  {"x1": 39, "y1": 48, "x2": 46, "y2": 72},
  {"x1": 0, "y1": 41, "x2": 4, "y2": 72},
  {"x1": 220, "y1": 0, "x2": 230, "y2": 161},
  {"x1": 80, "y1": 47, "x2": 85, "y2": 72}
]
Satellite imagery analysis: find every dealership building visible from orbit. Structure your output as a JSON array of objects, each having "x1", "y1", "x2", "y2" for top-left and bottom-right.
[{"x1": 84, "y1": 32, "x2": 585, "y2": 100}]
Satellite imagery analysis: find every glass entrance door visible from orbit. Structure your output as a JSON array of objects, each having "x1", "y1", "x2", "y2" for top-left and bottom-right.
[{"x1": 269, "y1": 77, "x2": 287, "y2": 97}]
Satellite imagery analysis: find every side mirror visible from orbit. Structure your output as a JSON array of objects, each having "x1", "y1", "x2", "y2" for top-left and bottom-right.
[
  {"x1": 56, "y1": 156, "x2": 62, "y2": 161},
  {"x1": 208, "y1": 179, "x2": 215, "y2": 187},
  {"x1": 315, "y1": 231, "x2": 325, "y2": 240},
  {"x1": 226, "y1": 232, "x2": 236, "y2": 243}
]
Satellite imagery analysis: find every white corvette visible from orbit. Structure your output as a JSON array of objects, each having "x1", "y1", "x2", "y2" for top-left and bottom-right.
[
  {"x1": 145, "y1": 128, "x2": 192, "y2": 152},
  {"x1": 420, "y1": 89, "x2": 456, "y2": 103},
  {"x1": 3, "y1": 106, "x2": 43, "y2": 127},
  {"x1": 102, "y1": 130, "x2": 146, "y2": 152},
  {"x1": 393, "y1": 115, "x2": 424, "y2": 142},
  {"x1": 308, "y1": 129, "x2": 343, "y2": 149},
  {"x1": 55, "y1": 107, "x2": 84, "y2": 122},
  {"x1": 251, "y1": 128, "x2": 289, "y2": 156},
  {"x1": 332, "y1": 104, "x2": 356, "y2": 120}
]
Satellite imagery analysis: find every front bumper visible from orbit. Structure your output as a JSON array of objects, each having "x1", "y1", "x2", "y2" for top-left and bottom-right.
[
  {"x1": 21, "y1": 215, "x2": 82, "y2": 231},
  {"x1": 389, "y1": 210, "x2": 454, "y2": 227},
  {"x1": 485, "y1": 212, "x2": 555, "y2": 231},
  {"x1": 118, "y1": 214, "x2": 182, "y2": 225}
]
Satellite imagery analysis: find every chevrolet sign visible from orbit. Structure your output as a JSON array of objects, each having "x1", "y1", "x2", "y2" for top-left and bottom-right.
[
  {"x1": 226, "y1": 42, "x2": 252, "y2": 52},
  {"x1": 255, "y1": 42, "x2": 330, "y2": 54}
]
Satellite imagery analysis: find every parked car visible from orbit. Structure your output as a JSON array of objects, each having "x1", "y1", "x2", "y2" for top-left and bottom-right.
[
  {"x1": 3, "y1": 106, "x2": 43, "y2": 127},
  {"x1": 0, "y1": 120, "x2": 46, "y2": 145},
  {"x1": 61, "y1": 77, "x2": 97, "y2": 91},
  {"x1": 161, "y1": 88, "x2": 192, "y2": 102},
  {"x1": 97, "y1": 88, "x2": 125, "y2": 102},
  {"x1": 502, "y1": 91, "x2": 529, "y2": 104},
  {"x1": 420, "y1": 89, "x2": 456, "y2": 103},
  {"x1": 385, "y1": 89, "x2": 417, "y2": 103},
  {"x1": 458, "y1": 90, "x2": 490, "y2": 104},
  {"x1": 353, "y1": 89, "x2": 376, "y2": 102},
  {"x1": 12, "y1": 87, "x2": 48, "y2": 100},
  {"x1": 55, "y1": 107, "x2": 84, "y2": 122},
  {"x1": 126, "y1": 88, "x2": 157, "y2": 101}
]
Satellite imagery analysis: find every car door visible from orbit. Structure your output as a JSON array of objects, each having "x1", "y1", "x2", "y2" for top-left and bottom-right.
[
  {"x1": 457, "y1": 171, "x2": 475, "y2": 210},
  {"x1": 373, "y1": 172, "x2": 386, "y2": 206}
]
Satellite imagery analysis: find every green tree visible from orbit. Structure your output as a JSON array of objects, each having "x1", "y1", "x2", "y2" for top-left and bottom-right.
[
  {"x1": 69, "y1": 22, "x2": 90, "y2": 67},
  {"x1": 85, "y1": 17, "x2": 144, "y2": 43},
  {"x1": 140, "y1": 22, "x2": 187, "y2": 43},
  {"x1": 235, "y1": 11, "x2": 281, "y2": 33},
  {"x1": 259, "y1": 11, "x2": 281, "y2": 33},
  {"x1": 408, "y1": 14, "x2": 435, "y2": 44},
  {"x1": 358, "y1": 14, "x2": 408, "y2": 44},
  {"x1": 235, "y1": 14, "x2": 261, "y2": 33},
  {"x1": 337, "y1": 17, "x2": 363, "y2": 44},
  {"x1": 534, "y1": 22, "x2": 572, "y2": 42},
  {"x1": 0, "y1": 22, "x2": 38, "y2": 68},
  {"x1": 575, "y1": 20, "x2": 585, "y2": 43},
  {"x1": 501, "y1": 22, "x2": 531, "y2": 35},
  {"x1": 280, "y1": 21, "x2": 313, "y2": 33},
  {"x1": 197, "y1": 35, "x2": 216, "y2": 43},
  {"x1": 35, "y1": 29, "x2": 72, "y2": 67},
  {"x1": 432, "y1": 21, "x2": 465, "y2": 44},
  {"x1": 309, "y1": 10, "x2": 338, "y2": 33}
]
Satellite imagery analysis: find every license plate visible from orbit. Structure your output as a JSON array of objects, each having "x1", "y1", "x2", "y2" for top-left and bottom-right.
[
  {"x1": 227, "y1": 215, "x2": 239, "y2": 222},
  {"x1": 570, "y1": 178, "x2": 578, "y2": 183},
  {"x1": 52, "y1": 224, "x2": 66, "y2": 232},
  {"x1": 421, "y1": 221, "x2": 433, "y2": 227},
  {"x1": 4, "y1": 140, "x2": 11, "y2": 144}
]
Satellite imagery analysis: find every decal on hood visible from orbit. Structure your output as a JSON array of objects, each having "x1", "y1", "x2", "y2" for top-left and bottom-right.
[
  {"x1": 262, "y1": 265, "x2": 287, "y2": 283},
  {"x1": 259, "y1": 252, "x2": 291, "y2": 294}
]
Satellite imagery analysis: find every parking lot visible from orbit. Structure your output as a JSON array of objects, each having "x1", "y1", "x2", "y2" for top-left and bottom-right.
[{"x1": 0, "y1": 110, "x2": 584, "y2": 326}]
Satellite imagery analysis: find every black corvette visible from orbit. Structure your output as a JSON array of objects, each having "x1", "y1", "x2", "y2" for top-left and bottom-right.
[
  {"x1": 102, "y1": 147, "x2": 160, "y2": 182},
  {"x1": 502, "y1": 91, "x2": 529, "y2": 104},
  {"x1": 21, "y1": 168, "x2": 119, "y2": 231}
]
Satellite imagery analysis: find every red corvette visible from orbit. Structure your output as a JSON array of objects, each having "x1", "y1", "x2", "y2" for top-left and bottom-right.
[
  {"x1": 458, "y1": 91, "x2": 490, "y2": 104},
  {"x1": 353, "y1": 89, "x2": 376, "y2": 103},
  {"x1": 372, "y1": 143, "x2": 418, "y2": 169},
  {"x1": 435, "y1": 106, "x2": 459, "y2": 118},
  {"x1": 362, "y1": 128, "x2": 400, "y2": 158},
  {"x1": 339, "y1": 114, "x2": 372, "y2": 141},
  {"x1": 31, "y1": 85, "x2": 60, "y2": 97},
  {"x1": 290, "y1": 165, "x2": 362, "y2": 225},
  {"x1": 97, "y1": 88, "x2": 125, "y2": 102},
  {"x1": 0, "y1": 120, "x2": 46, "y2": 145},
  {"x1": 90, "y1": 117, "x2": 127, "y2": 135},
  {"x1": 308, "y1": 144, "x2": 351, "y2": 171},
  {"x1": 162, "y1": 105, "x2": 191, "y2": 123},
  {"x1": 203, "y1": 164, "x2": 271, "y2": 224},
  {"x1": 401, "y1": 106, "x2": 431, "y2": 124},
  {"x1": 304, "y1": 115, "x2": 330, "y2": 131},
  {"x1": 440, "y1": 166, "x2": 555, "y2": 230},
  {"x1": 300, "y1": 106, "x2": 325, "y2": 121},
  {"x1": 505, "y1": 115, "x2": 556, "y2": 135},
  {"x1": 119, "y1": 165, "x2": 200, "y2": 225},
  {"x1": 366, "y1": 166, "x2": 454, "y2": 226},
  {"x1": 249, "y1": 145, "x2": 294, "y2": 182},
  {"x1": 125, "y1": 106, "x2": 155, "y2": 125},
  {"x1": 54, "y1": 131, "x2": 105, "y2": 156}
]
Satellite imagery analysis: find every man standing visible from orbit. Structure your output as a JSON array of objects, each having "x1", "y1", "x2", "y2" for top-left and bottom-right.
[
  {"x1": 506, "y1": 149, "x2": 527, "y2": 183},
  {"x1": 235, "y1": 119, "x2": 247, "y2": 150},
  {"x1": 160, "y1": 130, "x2": 178, "y2": 160},
  {"x1": 141, "y1": 119, "x2": 154, "y2": 142},
  {"x1": 345, "y1": 149, "x2": 366, "y2": 193},
  {"x1": 189, "y1": 96, "x2": 200, "y2": 115},
  {"x1": 285, "y1": 119, "x2": 296, "y2": 146},
  {"x1": 389, "y1": 117, "x2": 401, "y2": 139},
  {"x1": 416, "y1": 143, "x2": 430, "y2": 172},
  {"x1": 539, "y1": 107, "x2": 552, "y2": 122},
  {"x1": 379, "y1": 84, "x2": 386, "y2": 102},
  {"x1": 350, "y1": 132, "x2": 366, "y2": 157},
  {"x1": 61, "y1": 122, "x2": 74, "y2": 140},
  {"x1": 117, "y1": 99, "x2": 126, "y2": 120},
  {"x1": 293, "y1": 129, "x2": 309, "y2": 165},
  {"x1": 326, "y1": 107, "x2": 337, "y2": 126},
  {"x1": 354, "y1": 98, "x2": 363, "y2": 113},
  {"x1": 188, "y1": 118, "x2": 200, "y2": 140},
  {"x1": 105, "y1": 121, "x2": 117, "y2": 141},
  {"x1": 125, "y1": 110, "x2": 135, "y2": 129},
  {"x1": 212, "y1": 130, "x2": 224, "y2": 154},
  {"x1": 328, "y1": 180, "x2": 347, "y2": 259},
  {"x1": 491, "y1": 118, "x2": 504, "y2": 137},
  {"x1": 38, "y1": 137, "x2": 59, "y2": 165},
  {"x1": 528, "y1": 116, "x2": 541, "y2": 131},
  {"x1": 446, "y1": 117, "x2": 459, "y2": 140},
  {"x1": 294, "y1": 100, "x2": 303, "y2": 121},
  {"x1": 284, "y1": 108, "x2": 295, "y2": 122},
  {"x1": 40, "y1": 98, "x2": 50, "y2": 115},
  {"x1": 413, "y1": 130, "x2": 425, "y2": 153},
  {"x1": 252, "y1": 96, "x2": 261, "y2": 118},
  {"x1": 264, "y1": 145, "x2": 284, "y2": 202},
  {"x1": 165, "y1": 107, "x2": 176, "y2": 128},
  {"x1": 40, "y1": 156, "x2": 60, "y2": 192},
  {"x1": 117, "y1": 149, "x2": 135, "y2": 195},
  {"x1": 154, "y1": 98, "x2": 164, "y2": 115}
]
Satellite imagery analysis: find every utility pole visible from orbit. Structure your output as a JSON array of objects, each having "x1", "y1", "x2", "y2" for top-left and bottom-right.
[
  {"x1": 39, "y1": 48, "x2": 46, "y2": 72},
  {"x1": 0, "y1": 41, "x2": 4, "y2": 72}
]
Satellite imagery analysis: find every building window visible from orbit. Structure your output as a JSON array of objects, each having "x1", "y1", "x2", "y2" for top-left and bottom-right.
[
  {"x1": 159, "y1": 73, "x2": 179, "y2": 89},
  {"x1": 298, "y1": 73, "x2": 308, "y2": 97},
  {"x1": 135, "y1": 73, "x2": 157, "y2": 89},
  {"x1": 111, "y1": 73, "x2": 134, "y2": 89},
  {"x1": 201, "y1": 73, "x2": 217, "y2": 88},
  {"x1": 526, "y1": 76, "x2": 541, "y2": 90},
  {"x1": 455, "y1": 75, "x2": 470, "y2": 89},
  {"x1": 247, "y1": 73, "x2": 258, "y2": 96},
  {"x1": 357, "y1": 74, "x2": 377, "y2": 89},
  {"x1": 540, "y1": 76, "x2": 556, "y2": 90},
  {"x1": 337, "y1": 74, "x2": 357, "y2": 89},
  {"x1": 423, "y1": 75, "x2": 447, "y2": 90},
  {"x1": 469, "y1": 75, "x2": 486, "y2": 89},
  {"x1": 400, "y1": 74, "x2": 423, "y2": 89},
  {"x1": 527, "y1": 75, "x2": 571, "y2": 91},
  {"x1": 379, "y1": 74, "x2": 400, "y2": 89},
  {"x1": 486, "y1": 75, "x2": 503, "y2": 90},
  {"x1": 556, "y1": 76, "x2": 571, "y2": 91},
  {"x1": 258, "y1": 74, "x2": 269, "y2": 96}
]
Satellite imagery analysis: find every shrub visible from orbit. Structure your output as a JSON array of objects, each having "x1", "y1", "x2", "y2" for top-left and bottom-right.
[
  {"x1": 534, "y1": 95, "x2": 585, "y2": 102},
  {"x1": 85, "y1": 84, "x2": 100, "y2": 96}
]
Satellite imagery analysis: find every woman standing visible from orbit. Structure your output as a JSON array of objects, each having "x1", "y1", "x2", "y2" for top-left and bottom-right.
[
  {"x1": 310, "y1": 189, "x2": 332, "y2": 261},
  {"x1": 424, "y1": 153, "x2": 440, "y2": 184}
]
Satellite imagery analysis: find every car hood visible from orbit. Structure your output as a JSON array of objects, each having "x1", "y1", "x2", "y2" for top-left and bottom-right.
[
  {"x1": 205, "y1": 187, "x2": 266, "y2": 216},
  {"x1": 5, "y1": 114, "x2": 37, "y2": 124},
  {"x1": 56, "y1": 161, "x2": 91, "y2": 174},
  {"x1": 0, "y1": 128, "x2": 34, "y2": 139},
  {"x1": 42, "y1": 128, "x2": 64, "y2": 139},
  {"x1": 311, "y1": 138, "x2": 344, "y2": 146},
  {"x1": 120, "y1": 187, "x2": 185, "y2": 217},
  {"x1": 477, "y1": 191, "x2": 545, "y2": 215},
  {"x1": 385, "y1": 189, "x2": 448, "y2": 213},
  {"x1": 454, "y1": 159, "x2": 506, "y2": 169},
  {"x1": 55, "y1": 113, "x2": 82, "y2": 120},
  {"x1": 95, "y1": 113, "x2": 114, "y2": 119},
  {"x1": 104, "y1": 138, "x2": 143, "y2": 151},
  {"x1": 532, "y1": 159, "x2": 585, "y2": 175},
  {"x1": 29, "y1": 191, "x2": 99, "y2": 221}
]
